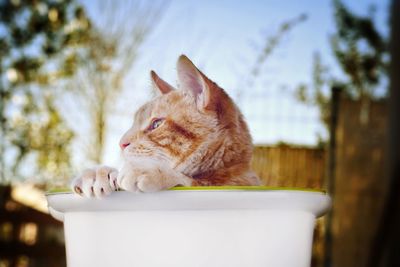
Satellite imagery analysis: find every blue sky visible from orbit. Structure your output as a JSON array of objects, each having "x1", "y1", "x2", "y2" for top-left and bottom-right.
[{"x1": 78, "y1": 0, "x2": 390, "y2": 167}]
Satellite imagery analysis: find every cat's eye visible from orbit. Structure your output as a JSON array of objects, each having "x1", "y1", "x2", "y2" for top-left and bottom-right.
[{"x1": 148, "y1": 118, "x2": 164, "y2": 131}]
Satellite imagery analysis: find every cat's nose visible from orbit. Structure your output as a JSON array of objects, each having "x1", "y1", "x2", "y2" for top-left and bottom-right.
[{"x1": 120, "y1": 142, "x2": 130, "y2": 150}]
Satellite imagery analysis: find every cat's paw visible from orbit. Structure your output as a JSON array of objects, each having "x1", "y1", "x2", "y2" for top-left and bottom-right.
[
  {"x1": 117, "y1": 165, "x2": 166, "y2": 193},
  {"x1": 71, "y1": 166, "x2": 119, "y2": 198},
  {"x1": 117, "y1": 162, "x2": 193, "y2": 192}
]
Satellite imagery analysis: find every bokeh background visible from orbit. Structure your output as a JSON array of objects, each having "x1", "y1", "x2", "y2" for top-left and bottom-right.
[{"x1": 1, "y1": 0, "x2": 399, "y2": 266}]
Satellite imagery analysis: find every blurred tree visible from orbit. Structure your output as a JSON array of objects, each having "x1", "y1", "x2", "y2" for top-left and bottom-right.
[
  {"x1": 294, "y1": 2, "x2": 390, "y2": 267},
  {"x1": 368, "y1": 0, "x2": 400, "y2": 265},
  {"x1": 295, "y1": 52, "x2": 331, "y2": 127},
  {"x1": 296, "y1": 0, "x2": 389, "y2": 128},
  {"x1": 242, "y1": 14, "x2": 307, "y2": 93},
  {"x1": 67, "y1": 0, "x2": 167, "y2": 164},
  {"x1": 249, "y1": 14, "x2": 308, "y2": 83},
  {"x1": 0, "y1": 0, "x2": 91, "y2": 184},
  {"x1": 331, "y1": 0, "x2": 388, "y2": 98}
]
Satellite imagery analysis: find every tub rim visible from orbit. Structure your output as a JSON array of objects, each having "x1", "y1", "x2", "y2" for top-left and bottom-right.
[
  {"x1": 46, "y1": 186, "x2": 326, "y2": 195},
  {"x1": 46, "y1": 187, "x2": 331, "y2": 222}
]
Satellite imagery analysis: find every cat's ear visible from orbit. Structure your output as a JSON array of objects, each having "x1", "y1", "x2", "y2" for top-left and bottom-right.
[
  {"x1": 150, "y1": 70, "x2": 175, "y2": 94},
  {"x1": 177, "y1": 55, "x2": 211, "y2": 109}
]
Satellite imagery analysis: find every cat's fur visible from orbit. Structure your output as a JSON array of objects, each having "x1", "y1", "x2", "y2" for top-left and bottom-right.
[{"x1": 72, "y1": 55, "x2": 260, "y2": 197}]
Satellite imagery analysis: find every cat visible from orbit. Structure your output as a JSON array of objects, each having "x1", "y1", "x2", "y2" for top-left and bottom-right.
[{"x1": 72, "y1": 55, "x2": 260, "y2": 197}]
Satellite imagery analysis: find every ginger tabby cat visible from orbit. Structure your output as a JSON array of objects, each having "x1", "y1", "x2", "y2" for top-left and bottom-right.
[{"x1": 72, "y1": 55, "x2": 260, "y2": 197}]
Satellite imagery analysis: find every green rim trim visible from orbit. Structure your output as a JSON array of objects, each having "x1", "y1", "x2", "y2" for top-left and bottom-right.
[
  {"x1": 170, "y1": 186, "x2": 326, "y2": 193},
  {"x1": 47, "y1": 187, "x2": 72, "y2": 194},
  {"x1": 47, "y1": 186, "x2": 325, "y2": 194}
]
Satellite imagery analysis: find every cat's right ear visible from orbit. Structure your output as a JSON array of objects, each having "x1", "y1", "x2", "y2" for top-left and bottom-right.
[
  {"x1": 176, "y1": 55, "x2": 212, "y2": 110},
  {"x1": 150, "y1": 70, "x2": 175, "y2": 94}
]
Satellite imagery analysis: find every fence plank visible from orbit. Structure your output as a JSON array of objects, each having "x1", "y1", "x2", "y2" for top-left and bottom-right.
[{"x1": 252, "y1": 145, "x2": 325, "y2": 189}]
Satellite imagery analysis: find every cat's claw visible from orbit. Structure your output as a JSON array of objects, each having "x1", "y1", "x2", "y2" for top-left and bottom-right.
[
  {"x1": 71, "y1": 166, "x2": 119, "y2": 198},
  {"x1": 74, "y1": 185, "x2": 83, "y2": 195}
]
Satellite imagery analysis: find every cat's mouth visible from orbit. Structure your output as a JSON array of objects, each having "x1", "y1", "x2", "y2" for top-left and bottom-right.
[
  {"x1": 122, "y1": 142, "x2": 154, "y2": 156},
  {"x1": 126, "y1": 150, "x2": 153, "y2": 157}
]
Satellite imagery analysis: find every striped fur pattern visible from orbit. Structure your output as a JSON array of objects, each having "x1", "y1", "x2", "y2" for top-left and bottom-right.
[{"x1": 119, "y1": 55, "x2": 260, "y2": 187}]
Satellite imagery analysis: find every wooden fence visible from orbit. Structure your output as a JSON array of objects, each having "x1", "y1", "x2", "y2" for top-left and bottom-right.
[
  {"x1": 252, "y1": 145, "x2": 325, "y2": 189},
  {"x1": 331, "y1": 97, "x2": 387, "y2": 267},
  {"x1": 0, "y1": 186, "x2": 66, "y2": 267}
]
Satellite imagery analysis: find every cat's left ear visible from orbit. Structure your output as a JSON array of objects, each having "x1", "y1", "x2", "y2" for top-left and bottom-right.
[
  {"x1": 177, "y1": 55, "x2": 212, "y2": 110},
  {"x1": 150, "y1": 70, "x2": 175, "y2": 94}
]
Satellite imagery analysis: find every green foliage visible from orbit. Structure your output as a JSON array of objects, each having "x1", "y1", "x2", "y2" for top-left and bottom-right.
[
  {"x1": 0, "y1": 0, "x2": 90, "y2": 85},
  {"x1": 8, "y1": 92, "x2": 74, "y2": 180},
  {"x1": 295, "y1": 0, "x2": 389, "y2": 130},
  {"x1": 331, "y1": 0, "x2": 388, "y2": 98},
  {"x1": 0, "y1": 0, "x2": 91, "y2": 183}
]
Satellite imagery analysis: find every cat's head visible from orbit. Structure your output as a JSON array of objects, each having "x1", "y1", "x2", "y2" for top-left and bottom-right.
[{"x1": 120, "y1": 55, "x2": 252, "y2": 175}]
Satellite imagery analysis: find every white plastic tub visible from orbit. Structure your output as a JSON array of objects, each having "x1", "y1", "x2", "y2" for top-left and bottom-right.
[{"x1": 46, "y1": 186, "x2": 331, "y2": 267}]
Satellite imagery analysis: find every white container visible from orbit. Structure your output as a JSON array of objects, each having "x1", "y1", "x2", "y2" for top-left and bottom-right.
[{"x1": 46, "y1": 187, "x2": 331, "y2": 267}]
